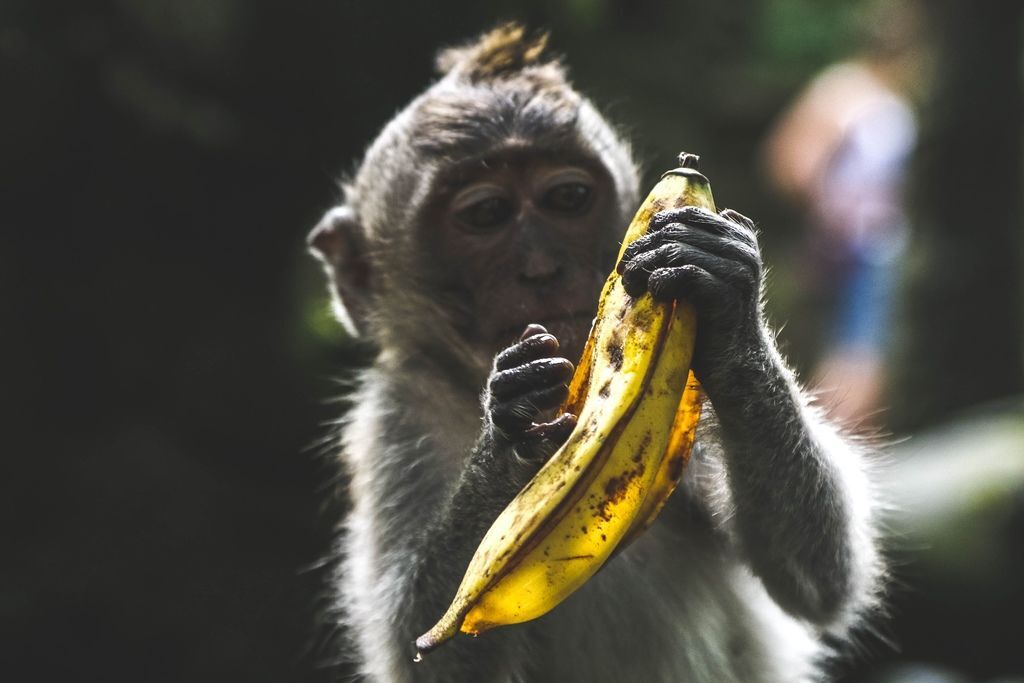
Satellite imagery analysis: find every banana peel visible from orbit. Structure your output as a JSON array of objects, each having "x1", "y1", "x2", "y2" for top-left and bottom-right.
[{"x1": 415, "y1": 154, "x2": 714, "y2": 657}]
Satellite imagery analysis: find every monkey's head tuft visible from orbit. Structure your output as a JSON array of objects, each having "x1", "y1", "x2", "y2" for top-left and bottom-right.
[{"x1": 436, "y1": 23, "x2": 558, "y2": 83}]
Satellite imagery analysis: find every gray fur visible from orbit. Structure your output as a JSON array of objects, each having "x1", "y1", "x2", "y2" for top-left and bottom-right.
[{"x1": 312, "y1": 25, "x2": 883, "y2": 683}]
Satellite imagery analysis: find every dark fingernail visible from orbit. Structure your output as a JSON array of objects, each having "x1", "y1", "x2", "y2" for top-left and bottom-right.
[
  {"x1": 721, "y1": 208, "x2": 742, "y2": 223},
  {"x1": 520, "y1": 324, "x2": 548, "y2": 341},
  {"x1": 521, "y1": 423, "x2": 544, "y2": 440},
  {"x1": 535, "y1": 333, "x2": 559, "y2": 349},
  {"x1": 523, "y1": 412, "x2": 578, "y2": 440},
  {"x1": 521, "y1": 357, "x2": 574, "y2": 380},
  {"x1": 550, "y1": 412, "x2": 578, "y2": 435},
  {"x1": 721, "y1": 208, "x2": 755, "y2": 229},
  {"x1": 546, "y1": 357, "x2": 575, "y2": 377}
]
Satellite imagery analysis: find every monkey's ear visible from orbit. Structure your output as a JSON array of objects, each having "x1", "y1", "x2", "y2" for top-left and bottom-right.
[{"x1": 307, "y1": 205, "x2": 372, "y2": 337}]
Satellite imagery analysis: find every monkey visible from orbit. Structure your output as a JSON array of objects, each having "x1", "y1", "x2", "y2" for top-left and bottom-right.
[{"x1": 308, "y1": 24, "x2": 883, "y2": 683}]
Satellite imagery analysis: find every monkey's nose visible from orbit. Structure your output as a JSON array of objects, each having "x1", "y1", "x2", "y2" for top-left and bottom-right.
[{"x1": 518, "y1": 255, "x2": 565, "y2": 286}]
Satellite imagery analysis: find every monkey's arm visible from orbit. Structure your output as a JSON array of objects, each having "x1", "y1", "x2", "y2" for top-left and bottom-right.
[
  {"x1": 400, "y1": 430, "x2": 539, "y2": 679},
  {"x1": 619, "y1": 206, "x2": 881, "y2": 630},
  {"x1": 699, "y1": 332, "x2": 880, "y2": 629},
  {"x1": 395, "y1": 329, "x2": 574, "y2": 677}
]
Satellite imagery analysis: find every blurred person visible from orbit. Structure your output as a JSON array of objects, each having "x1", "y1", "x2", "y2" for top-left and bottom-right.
[{"x1": 763, "y1": 0, "x2": 926, "y2": 425}]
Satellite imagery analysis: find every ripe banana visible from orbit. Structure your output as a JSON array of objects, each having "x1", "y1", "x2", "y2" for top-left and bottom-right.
[{"x1": 415, "y1": 154, "x2": 715, "y2": 657}]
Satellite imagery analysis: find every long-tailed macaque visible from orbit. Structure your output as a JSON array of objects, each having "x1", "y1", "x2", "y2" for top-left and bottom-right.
[{"x1": 308, "y1": 24, "x2": 883, "y2": 683}]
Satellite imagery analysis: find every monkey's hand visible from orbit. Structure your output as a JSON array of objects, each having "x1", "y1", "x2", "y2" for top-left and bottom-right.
[
  {"x1": 618, "y1": 206, "x2": 763, "y2": 390},
  {"x1": 621, "y1": 206, "x2": 882, "y2": 629},
  {"x1": 485, "y1": 324, "x2": 578, "y2": 461}
]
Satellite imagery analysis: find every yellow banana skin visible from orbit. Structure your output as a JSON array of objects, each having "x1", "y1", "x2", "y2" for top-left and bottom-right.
[
  {"x1": 415, "y1": 159, "x2": 716, "y2": 656},
  {"x1": 620, "y1": 370, "x2": 704, "y2": 548}
]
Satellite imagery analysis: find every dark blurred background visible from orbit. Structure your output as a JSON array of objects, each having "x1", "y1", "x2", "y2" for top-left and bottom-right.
[{"x1": 2, "y1": 1, "x2": 1021, "y2": 681}]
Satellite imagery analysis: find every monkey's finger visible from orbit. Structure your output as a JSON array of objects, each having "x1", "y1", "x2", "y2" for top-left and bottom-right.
[
  {"x1": 619, "y1": 243, "x2": 681, "y2": 297},
  {"x1": 523, "y1": 412, "x2": 577, "y2": 443},
  {"x1": 667, "y1": 242, "x2": 758, "y2": 295},
  {"x1": 491, "y1": 403, "x2": 534, "y2": 436},
  {"x1": 619, "y1": 216, "x2": 714, "y2": 268},
  {"x1": 647, "y1": 264, "x2": 735, "y2": 308},
  {"x1": 649, "y1": 224, "x2": 761, "y2": 273},
  {"x1": 649, "y1": 206, "x2": 758, "y2": 249},
  {"x1": 526, "y1": 384, "x2": 571, "y2": 412},
  {"x1": 520, "y1": 323, "x2": 549, "y2": 341},
  {"x1": 677, "y1": 206, "x2": 759, "y2": 248},
  {"x1": 490, "y1": 357, "x2": 574, "y2": 399},
  {"x1": 495, "y1": 332, "x2": 560, "y2": 371},
  {"x1": 623, "y1": 243, "x2": 754, "y2": 299},
  {"x1": 650, "y1": 206, "x2": 719, "y2": 232},
  {"x1": 618, "y1": 230, "x2": 663, "y2": 268},
  {"x1": 491, "y1": 385, "x2": 569, "y2": 435},
  {"x1": 720, "y1": 208, "x2": 757, "y2": 232},
  {"x1": 620, "y1": 225, "x2": 759, "y2": 281}
]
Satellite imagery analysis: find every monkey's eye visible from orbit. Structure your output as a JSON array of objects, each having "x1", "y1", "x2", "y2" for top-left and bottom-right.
[
  {"x1": 453, "y1": 188, "x2": 515, "y2": 232},
  {"x1": 542, "y1": 182, "x2": 592, "y2": 215}
]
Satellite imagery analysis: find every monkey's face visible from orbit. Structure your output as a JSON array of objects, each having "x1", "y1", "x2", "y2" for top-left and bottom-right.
[{"x1": 423, "y1": 151, "x2": 620, "y2": 361}]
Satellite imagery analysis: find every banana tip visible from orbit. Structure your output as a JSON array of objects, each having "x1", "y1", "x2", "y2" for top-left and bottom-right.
[
  {"x1": 413, "y1": 636, "x2": 435, "y2": 660},
  {"x1": 413, "y1": 629, "x2": 450, "y2": 660}
]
